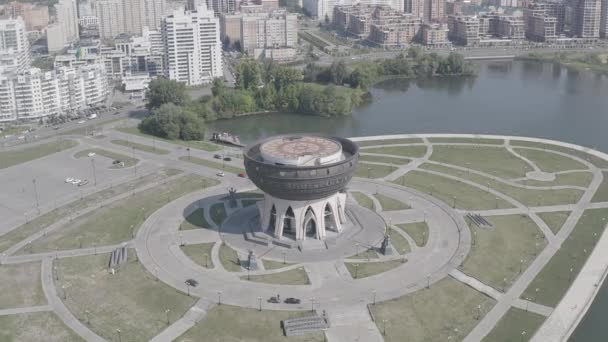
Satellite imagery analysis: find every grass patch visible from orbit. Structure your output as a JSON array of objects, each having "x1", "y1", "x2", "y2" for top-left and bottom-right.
[
  {"x1": 517, "y1": 171, "x2": 593, "y2": 188},
  {"x1": 0, "y1": 312, "x2": 83, "y2": 342},
  {"x1": 181, "y1": 243, "x2": 215, "y2": 268},
  {"x1": 428, "y1": 137, "x2": 504, "y2": 145},
  {"x1": 356, "y1": 138, "x2": 423, "y2": 146},
  {"x1": 345, "y1": 259, "x2": 404, "y2": 279},
  {"x1": 0, "y1": 139, "x2": 77, "y2": 169},
  {"x1": 110, "y1": 139, "x2": 170, "y2": 155},
  {"x1": 374, "y1": 193, "x2": 410, "y2": 211},
  {"x1": 74, "y1": 148, "x2": 138, "y2": 168},
  {"x1": 354, "y1": 162, "x2": 398, "y2": 178},
  {"x1": 430, "y1": 145, "x2": 532, "y2": 179},
  {"x1": 210, "y1": 202, "x2": 227, "y2": 226},
  {"x1": 219, "y1": 243, "x2": 242, "y2": 272},
  {"x1": 0, "y1": 262, "x2": 45, "y2": 309},
  {"x1": 351, "y1": 191, "x2": 375, "y2": 210},
  {"x1": 396, "y1": 222, "x2": 429, "y2": 247},
  {"x1": 179, "y1": 155, "x2": 245, "y2": 174},
  {"x1": 538, "y1": 211, "x2": 571, "y2": 235},
  {"x1": 360, "y1": 145, "x2": 427, "y2": 158},
  {"x1": 176, "y1": 305, "x2": 324, "y2": 342},
  {"x1": 181, "y1": 208, "x2": 212, "y2": 230},
  {"x1": 57, "y1": 251, "x2": 196, "y2": 341},
  {"x1": 461, "y1": 215, "x2": 547, "y2": 291},
  {"x1": 389, "y1": 228, "x2": 410, "y2": 255},
  {"x1": 514, "y1": 148, "x2": 587, "y2": 173},
  {"x1": 348, "y1": 248, "x2": 379, "y2": 260},
  {"x1": 262, "y1": 259, "x2": 294, "y2": 270},
  {"x1": 592, "y1": 171, "x2": 608, "y2": 203},
  {"x1": 482, "y1": 307, "x2": 545, "y2": 342},
  {"x1": 359, "y1": 154, "x2": 410, "y2": 165},
  {"x1": 241, "y1": 267, "x2": 310, "y2": 285},
  {"x1": 522, "y1": 208, "x2": 608, "y2": 306},
  {"x1": 117, "y1": 127, "x2": 222, "y2": 152},
  {"x1": 60, "y1": 118, "x2": 125, "y2": 136},
  {"x1": 393, "y1": 170, "x2": 514, "y2": 210},
  {"x1": 420, "y1": 163, "x2": 584, "y2": 207},
  {"x1": 19, "y1": 175, "x2": 218, "y2": 254},
  {"x1": 510, "y1": 140, "x2": 608, "y2": 169},
  {"x1": 370, "y1": 277, "x2": 496, "y2": 342},
  {"x1": 0, "y1": 168, "x2": 181, "y2": 253}
]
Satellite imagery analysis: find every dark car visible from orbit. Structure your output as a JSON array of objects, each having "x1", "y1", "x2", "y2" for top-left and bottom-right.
[
  {"x1": 185, "y1": 279, "x2": 198, "y2": 287},
  {"x1": 267, "y1": 297, "x2": 280, "y2": 303},
  {"x1": 213, "y1": 154, "x2": 222, "y2": 159},
  {"x1": 238, "y1": 173, "x2": 247, "y2": 178},
  {"x1": 223, "y1": 156, "x2": 232, "y2": 161},
  {"x1": 112, "y1": 160, "x2": 122, "y2": 165},
  {"x1": 284, "y1": 298, "x2": 300, "y2": 304}
]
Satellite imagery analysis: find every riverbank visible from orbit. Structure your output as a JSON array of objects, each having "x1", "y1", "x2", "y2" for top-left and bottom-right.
[{"x1": 516, "y1": 52, "x2": 608, "y2": 74}]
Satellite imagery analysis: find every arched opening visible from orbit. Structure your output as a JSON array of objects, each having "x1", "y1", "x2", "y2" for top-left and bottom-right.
[
  {"x1": 324, "y1": 203, "x2": 337, "y2": 232},
  {"x1": 268, "y1": 205, "x2": 276, "y2": 234},
  {"x1": 283, "y1": 207, "x2": 295, "y2": 237},
  {"x1": 304, "y1": 207, "x2": 317, "y2": 238}
]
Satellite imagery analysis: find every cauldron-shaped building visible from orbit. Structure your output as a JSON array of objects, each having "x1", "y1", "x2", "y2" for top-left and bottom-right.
[{"x1": 244, "y1": 134, "x2": 359, "y2": 240}]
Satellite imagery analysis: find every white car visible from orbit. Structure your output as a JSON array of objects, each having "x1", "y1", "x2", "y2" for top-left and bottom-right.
[
  {"x1": 77, "y1": 120, "x2": 86, "y2": 124},
  {"x1": 65, "y1": 177, "x2": 74, "y2": 183},
  {"x1": 87, "y1": 152, "x2": 96, "y2": 157},
  {"x1": 71, "y1": 179, "x2": 81, "y2": 184},
  {"x1": 216, "y1": 172, "x2": 225, "y2": 177}
]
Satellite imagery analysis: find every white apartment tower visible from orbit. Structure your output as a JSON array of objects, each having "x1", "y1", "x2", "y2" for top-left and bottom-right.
[
  {"x1": 161, "y1": 6, "x2": 223, "y2": 86},
  {"x1": 600, "y1": 0, "x2": 608, "y2": 37},
  {"x1": 0, "y1": 17, "x2": 30, "y2": 72},
  {"x1": 96, "y1": 0, "x2": 125, "y2": 39},
  {"x1": 96, "y1": 0, "x2": 165, "y2": 39}
]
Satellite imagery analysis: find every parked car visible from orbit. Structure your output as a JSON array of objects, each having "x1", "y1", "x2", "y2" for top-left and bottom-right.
[
  {"x1": 238, "y1": 173, "x2": 247, "y2": 178},
  {"x1": 216, "y1": 172, "x2": 225, "y2": 177},
  {"x1": 223, "y1": 156, "x2": 232, "y2": 161},
  {"x1": 213, "y1": 154, "x2": 222, "y2": 159},
  {"x1": 185, "y1": 279, "x2": 198, "y2": 287},
  {"x1": 284, "y1": 298, "x2": 301, "y2": 304},
  {"x1": 65, "y1": 177, "x2": 74, "y2": 183},
  {"x1": 267, "y1": 297, "x2": 280, "y2": 303},
  {"x1": 87, "y1": 152, "x2": 96, "y2": 157},
  {"x1": 78, "y1": 180, "x2": 89, "y2": 187}
]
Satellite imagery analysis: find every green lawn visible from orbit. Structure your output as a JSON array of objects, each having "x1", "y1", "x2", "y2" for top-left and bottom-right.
[
  {"x1": 393, "y1": 171, "x2": 514, "y2": 210},
  {"x1": 396, "y1": 222, "x2": 429, "y2": 247},
  {"x1": 176, "y1": 305, "x2": 324, "y2": 342},
  {"x1": 514, "y1": 148, "x2": 587, "y2": 173},
  {"x1": 371, "y1": 277, "x2": 496, "y2": 342},
  {"x1": 74, "y1": 148, "x2": 138, "y2": 168},
  {"x1": 57, "y1": 252, "x2": 196, "y2": 341},
  {"x1": 359, "y1": 154, "x2": 410, "y2": 165},
  {"x1": 354, "y1": 162, "x2": 398, "y2": 178},
  {"x1": 351, "y1": 191, "x2": 375, "y2": 210},
  {"x1": 19, "y1": 175, "x2": 217, "y2": 254},
  {"x1": 262, "y1": 259, "x2": 294, "y2": 270},
  {"x1": 481, "y1": 307, "x2": 545, "y2": 342},
  {"x1": 591, "y1": 171, "x2": 608, "y2": 203},
  {"x1": 219, "y1": 243, "x2": 242, "y2": 272},
  {"x1": 429, "y1": 145, "x2": 532, "y2": 179},
  {"x1": 181, "y1": 208, "x2": 213, "y2": 230},
  {"x1": 374, "y1": 193, "x2": 410, "y2": 211},
  {"x1": 419, "y1": 163, "x2": 584, "y2": 207},
  {"x1": 241, "y1": 267, "x2": 310, "y2": 285},
  {"x1": 356, "y1": 138, "x2": 423, "y2": 147},
  {"x1": 348, "y1": 248, "x2": 379, "y2": 260},
  {"x1": 210, "y1": 202, "x2": 227, "y2": 226},
  {"x1": 0, "y1": 312, "x2": 83, "y2": 342},
  {"x1": 0, "y1": 262, "x2": 45, "y2": 309},
  {"x1": 180, "y1": 243, "x2": 215, "y2": 268},
  {"x1": 117, "y1": 127, "x2": 222, "y2": 152},
  {"x1": 428, "y1": 137, "x2": 504, "y2": 145},
  {"x1": 389, "y1": 228, "x2": 410, "y2": 255},
  {"x1": 538, "y1": 211, "x2": 571, "y2": 235},
  {"x1": 110, "y1": 139, "x2": 170, "y2": 155},
  {"x1": 0, "y1": 139, "x2": 77, "y2": 169},
  {"x1": 179, "y1": 156, "x2": 245, "y2": 174},
  {"x1": 522, "y1": 208, "x2": 608, "y2": 306},
  {"x1": 510, "y1": 140, "x2": 608, "y2": 169},
  {"x1": 360, "y1": 145, "x2": 427, "y2": 158},
  {"x1": 345, "y1": 259, "x2": 404, "y2": 279},
  {"x1": 518, "y1": 171, "x2": 593, "y2": 188},
  {"x1": 461, "y1": 215, "x2": 546, "y2": 291},
  {"x1": 0, "y1": 168, "x2": 181, "y2": 253}
]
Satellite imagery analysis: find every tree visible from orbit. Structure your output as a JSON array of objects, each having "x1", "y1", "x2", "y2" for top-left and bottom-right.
[
  {"x1": 235, "y1": 59, "x2": 261, "y2": 90},
  {"x1": 303, "y1": 62, "x2": 321, "y2": 82},
  {"x1": 211, "y1": 78, "x2": 226, "y2": 97},
  {"x1": 139, "y1": 103, "x2": 205, "y2": 140},
  {"x1": 270, "y1": 65, "x2": 303, "y2": 90},
  {"x1": 446, "y1": 52, "x2": 465, "y2": 74},
  {"x1": 407, "y1": 46, "x2": 423, "y2": 60},
  {"x1": 329, "y1": 61, "x2": 347, "y2": 85},
  {"x1": 145, "y1": 78, "x2": 189, "y2": 110}
]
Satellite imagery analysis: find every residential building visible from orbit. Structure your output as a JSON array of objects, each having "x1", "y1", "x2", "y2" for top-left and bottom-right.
[
  {"x1": 421, "y1": 22, "x2": 450, "y2": 46},
  {"x1": 0, "y1": 17, "x2": 30, "y2": 72},
  {"x1": 480, "y1": 14, "x2": 525, "y2": 40},
  {"x1": 572, "y1": 0, "x2": 602, "y2": 38},
  {"x1": 161, "y1": 6, "x2": 223, "y2": 85},
  {"x1": 96, "y1": 0, "x2": 166, "y2": 39},
  {"x1": 303, "y1": 0, "x2": 402, "y2": 22},
  {"x1": 115, "y1": 28, "x2": 164, "y2": 76},
  {"x1": 425, "y1": 0, "x2": 446, "y2": 22},
  {"x1": 0, "y1": 2, "x2": 49, "y2": 31},
  {"x1": 405, "y1": 0, "x2": 425, "y2": 19},
  {"x1": 220, "y1": 13, "x2": 243, "y2": 44},
  {"x1": 602, "y1": 0, "x2": 608, "y2": 37},
  {"x1": 96, "y1": 0, "x2": 124, "y2": 39},
  {"x1": 526, "y1": 12, "x2": 558, "y2": 41},
  {"x1": 47, "y1": 0, "x2": 79, "y2": 52},
  {"x1": 448, "y1": 15, "x2": 480, "y2": 45}
]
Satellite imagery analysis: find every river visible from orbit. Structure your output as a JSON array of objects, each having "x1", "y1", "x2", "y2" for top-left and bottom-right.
[{"x1": 208, "y1": 60, "x2": 608, "y2": 340}]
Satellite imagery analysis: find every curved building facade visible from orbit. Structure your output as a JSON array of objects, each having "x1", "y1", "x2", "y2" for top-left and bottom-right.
[{"x1": 244, "y1": 134, "x2": 359, "y2": 240}]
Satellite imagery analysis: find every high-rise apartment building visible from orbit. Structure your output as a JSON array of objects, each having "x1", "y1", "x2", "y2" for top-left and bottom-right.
[
  {"x1": 572, "y1": 0, "x2": 601, "y2": 38},
  {"x1": 425, "y1": 0, "x2": 445, "y2": 22},
  {"x1": 0, "y1": 17, "x2": 30, "y2": 72},
  {"x1": 96, "y1": 0, "x2": 166, "y2": 39},
  {"x1": 405, "y1": 0, "x2": 425, "y2": 19},
  {"x1": 601, "y1": 0, "x2": 608, "y2": 37},
  {"x1": 46, "y1": 0, "x2": 79, "y2": 52},
  {"x1": 0, "y1": 2, "x2": 49, "y2": 31},
  {"x1": 161, "y1": 6, "x2": 223, "y2": 85}
]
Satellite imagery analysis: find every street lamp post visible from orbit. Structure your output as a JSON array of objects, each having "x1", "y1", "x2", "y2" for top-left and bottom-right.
[
  {"x1": 258, "y1": 296, "x2": 262, "y2": 311},
  {"x1": 203, "y1": 253, "x2": 209, "y2": 268},
  {"x1": 116, "y1": 329, "x2": 122, "y2": 342},
  {"x1": 217, "y1": 291, "x2": 222, "y2": 305},
  {"x1": 372, "y1": 290, "x2": 376, "y2": 305},
  {"x1": 282, "y1": 251, "x2": 286, "y2": 264},
  {"x1": 165, "y1": 309, "x2": 170, "y2": 325},
  {"x1": 382, "y1": 319, "x2": 387, "y2": 335},
  {"x1": 521, "y1": 331, "x2": 526, "y2": 342},
  {"x1": 85, "y1": 309, "x2": 90, "y2": 324},
  {"x1": 354, "y1": 264, "x2": 359, "y2": 279},
  {"x1": 310, "y1": 297, "x2": 315, "y2": 312},
  {"x1": 91, "y1": 158, "x2": 97, "y2": 186},
  {"x1": 32, "y1": 178, "x2": 39, "y2": 209}
]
